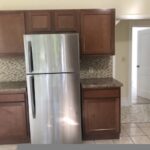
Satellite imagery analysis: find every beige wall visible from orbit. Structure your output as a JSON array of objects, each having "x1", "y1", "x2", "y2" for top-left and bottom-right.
[
  {"x1": 0, "y1": 0, "x2": 150, "y2": 17},
  {"x1": 118, "y1": 0, "x2": 150, "y2": 16},
  {"x1": 0, "y1": 0, "x2": 118, "y2": 10},
  {"x1": 115, "y1": 21, "x2": 130, "y2": 100}
]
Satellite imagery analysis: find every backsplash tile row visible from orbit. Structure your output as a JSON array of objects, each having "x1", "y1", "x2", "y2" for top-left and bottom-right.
[
  {"x1": 0, "y1": 57, "x2": 26, "y2": 82},
  {"x1": 0, "y1": 56, "x2": 112, "y2": 82},
  {"x1": 80, "y1": 56, "x2": 112, "y2": 79}
]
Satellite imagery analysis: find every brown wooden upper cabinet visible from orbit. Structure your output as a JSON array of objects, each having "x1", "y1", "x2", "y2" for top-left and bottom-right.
[
  {"x1": 0, "y1": 12, "x2": 25, "y2": 55},
  {"x1": 25, "y1": 11, "x2": 52, "y2": 33},
  {"x1": 80, "y1": 9, "x2": 115, "y2": 55},
  {"x1": 25, "y1": 10, "x2": 79, "y2": 33},
  {"x1": 54, "y1": 10, "x2": 79, "y2": 32},
  {"x1": 0, "y1": 9, "x2": 115, "y2": 55}
]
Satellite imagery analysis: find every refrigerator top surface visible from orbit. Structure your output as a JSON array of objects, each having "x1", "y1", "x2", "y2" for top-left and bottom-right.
[{"x1": 24, "y1": 33, "x2": 80, "y2": 75}]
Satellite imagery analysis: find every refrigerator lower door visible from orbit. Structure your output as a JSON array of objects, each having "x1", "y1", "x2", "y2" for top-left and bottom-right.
[{"x1": 26, "y1": 74, "x2": 81, "y2": 144}]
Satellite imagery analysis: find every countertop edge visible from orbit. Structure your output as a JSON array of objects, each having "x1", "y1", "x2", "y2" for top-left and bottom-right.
[
  {"x1": 80, "y1": 78, "x2": 123, "y2": 89},
  {"x1": 0, "y1": 81, "x2": 26, "y2": 94}
]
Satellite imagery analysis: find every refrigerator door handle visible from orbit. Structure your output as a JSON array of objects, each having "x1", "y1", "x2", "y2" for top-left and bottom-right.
[
  {"x1": 29, "y1": 75, "x2": 36, "y2": 119},
  {"x1": 28, "y1": 41, "x2": 34, "y2": 72}
]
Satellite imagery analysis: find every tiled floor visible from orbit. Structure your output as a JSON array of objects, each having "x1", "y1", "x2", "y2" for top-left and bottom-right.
[
  {"x1": 83, "y1": 122, "x2": 150, "y2": 144},
  {"x1": 132, "y1": 96, "x2": 150, "y2": 105},
  {"x1": 121, "y1": 104, "x2": 150, "y2": 123},
  {"x1": 0, "y1": 145, "x2": 17, "y2": 150}
]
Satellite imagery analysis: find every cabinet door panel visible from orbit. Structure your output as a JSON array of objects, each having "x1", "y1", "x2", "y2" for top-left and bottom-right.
[
  {"x1": 25, "y1": 11, "x2": 52, "y2": 33},
  {"x1": 0, "y1": 12, "x2": 25, "y2": 54},
  {"x1": 54, "y1": 10, "x2": 79, "y2": 32},
  {"x1": 80, "y1": 9, "x2": 115, "y2": 55},
  {"x1": 0, "y1": 102, "x2": 29, "y2": 143},
  {"x1": 84, "y1": 99, "x2": 116, "y2": 131},
  {"x1": 82, "y1": 88, "x2": 121, "y2": 140}
]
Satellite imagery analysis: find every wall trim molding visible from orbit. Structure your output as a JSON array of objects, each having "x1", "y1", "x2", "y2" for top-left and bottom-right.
[{"x1": 117, "y1": 15, "x2": 150, "y2": 20}]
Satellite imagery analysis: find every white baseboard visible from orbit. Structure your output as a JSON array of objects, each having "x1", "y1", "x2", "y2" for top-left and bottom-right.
[{"x1": 121, "y1": 96, "x2": 131, "y2": 106}]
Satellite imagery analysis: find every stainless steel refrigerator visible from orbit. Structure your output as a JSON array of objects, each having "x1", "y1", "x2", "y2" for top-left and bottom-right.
[{"x1": 24, "y1": 33, "x2": 81, "y2": 144}]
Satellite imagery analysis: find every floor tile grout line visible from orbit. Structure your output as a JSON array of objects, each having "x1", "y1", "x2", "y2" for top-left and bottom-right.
[
  {"x1": 135, "y1": 123, "x2": 150, "y2": 132},
  {"x1": 122, "y1": 123, "x2": 150, "y2": 143},
  {"x1": 122, "y1": 122, "x2": 150, "y2": 144},
  {"x1": 129, "y1": 136, "x2": 135, "y2": 144},
  {"x1": 94, "y1": 139, "x2": 114, "y2": 144},
  {"x1": 123, "y1": 124, "x2": 147, "y2": 136},
  {"x1": 113, "y1": 137, "x2": 135, "y2": 144},
  {"x1": 138, "y1": 127, "x2": 150, "y2": 136},
  {"x1": 112, "y1": 139, "x2": 116, "y2": 144},
  {"x1": 130, "y1": 135, "x2": 150, "y2": 144},
  {"x1": 130, "y1": 136, "x2": 136, "y2": 144},
  {"x1": 137, "y1": 126, "x2": 147, "y2": 136},
  {"x1": 145, "y1": 135, "x2": 150, "y2": 141}
]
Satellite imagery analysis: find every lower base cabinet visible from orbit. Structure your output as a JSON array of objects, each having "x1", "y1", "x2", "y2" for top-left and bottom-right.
[
  {"x1": 0, "y1": 93, "x2": 30, "y2": 144},
  {"x1": 82, "y1": 87, "x2": 121, "y2": 140}
]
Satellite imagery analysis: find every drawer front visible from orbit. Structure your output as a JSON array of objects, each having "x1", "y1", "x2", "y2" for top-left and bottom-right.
[
  {"x1": 83, "y1": 88, "x2": 120, "y2": 98},
  {"x1": 0, "y1": 94, "x2": 25, "y2": 102}
]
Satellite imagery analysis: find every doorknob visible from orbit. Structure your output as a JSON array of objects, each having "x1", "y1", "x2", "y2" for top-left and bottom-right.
[{"x1": 137, "y1": 65, "x2": 140, "y2": 68}]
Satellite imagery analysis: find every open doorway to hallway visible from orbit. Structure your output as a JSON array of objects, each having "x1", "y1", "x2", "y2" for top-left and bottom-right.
[
  {"x1": 131, "y1": 27, "x2": 150, "y2": 104},
  {"x1": 113, "y1": 20, "x2": 150, "y2": 124}
]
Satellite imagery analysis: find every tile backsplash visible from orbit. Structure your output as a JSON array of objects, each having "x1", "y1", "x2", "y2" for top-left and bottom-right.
[
  {"x1": 80, "y1": 56, "x2": 112, "y2": 79},
  {"x1": 0, "y1": 56, "x2": 26, "y2": 82},
  {"x1": 0, "y1": 55, "x2": 112, "y2": 82}
]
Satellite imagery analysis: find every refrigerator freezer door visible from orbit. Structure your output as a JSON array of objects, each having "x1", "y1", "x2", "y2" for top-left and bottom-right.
[
  {"x1": 26, "y1": 74, "x2": 81, "y2": 144},
  {"x1": 24, "y1": 34, "x2": 79, "y2": 74}
]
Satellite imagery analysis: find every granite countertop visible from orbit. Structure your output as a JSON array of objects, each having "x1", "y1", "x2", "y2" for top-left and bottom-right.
[
  {"x1": 81, "y1": 78, "x2": 123, "y2": 89},
  {"x1": 0, "y1": 81, "x2": 26, "y2": 93},
  {"x1": 0, "y1": 78, "x2": 122, "y2": 93}
]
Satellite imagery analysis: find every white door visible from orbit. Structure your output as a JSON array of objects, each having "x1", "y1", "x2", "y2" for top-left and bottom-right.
[{"x1": 137, "y1": 29, "x2": 150, "y2": 99}]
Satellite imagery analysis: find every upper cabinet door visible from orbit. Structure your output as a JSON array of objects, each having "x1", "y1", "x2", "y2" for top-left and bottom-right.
[
  {"x1": 25, "y1": 11, "x2": 52, "y2": 33},
  {"x1": 80, "y1": 9, "x2": 115, "y2": 55},
  {"x1": 0, "y1": 12, "x2": 25, "y2": 55},
  {"x1": 54, "y1": 10, "x2": 79, "y2": 32}
]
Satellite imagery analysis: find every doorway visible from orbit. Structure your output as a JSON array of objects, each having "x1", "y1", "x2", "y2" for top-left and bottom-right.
[{"x1": 131, "y1": 27, "x2": 150, "y2": 104}]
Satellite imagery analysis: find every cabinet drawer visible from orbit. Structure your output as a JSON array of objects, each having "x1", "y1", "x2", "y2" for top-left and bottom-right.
[
  {"x1": 0, "y1": 94, "x2": 25, "y2": 103},
  {"x1": 83, "y1": 88, "x2": 120, "y2": 98}
]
